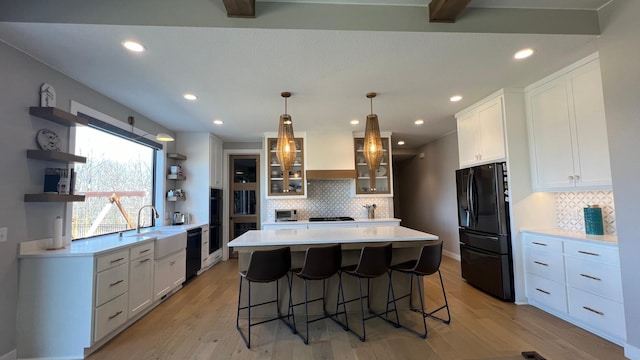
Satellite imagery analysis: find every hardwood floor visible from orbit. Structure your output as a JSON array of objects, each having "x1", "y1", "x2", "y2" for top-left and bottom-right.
[{"x1": 87, "y1": 257, "x2": 625, "y2": 360}]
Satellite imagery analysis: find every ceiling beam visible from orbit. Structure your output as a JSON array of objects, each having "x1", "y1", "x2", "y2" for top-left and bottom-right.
[
  {"x1": 429, "y1": 0, "x2": 472, "y2": 23},
  {"x1": 223, "y1": 0, "x2": 255, "y2": 18}
]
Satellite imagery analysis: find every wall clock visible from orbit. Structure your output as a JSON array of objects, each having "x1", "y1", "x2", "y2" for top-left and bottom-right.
[{"x1": 36, "y1": 129, "x2": 61, "y2": 151}]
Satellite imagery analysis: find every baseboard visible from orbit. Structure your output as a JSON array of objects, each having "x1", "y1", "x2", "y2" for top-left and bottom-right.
[
  {"x1": 443, "y1": 250, "x2": 460, "y2": 261},
  {"x1": 0, "y1": 349, "x2": 16, "y2": 360},
  {"x1": 625, "y1": 343, "x2": 640, "y2": 360}
]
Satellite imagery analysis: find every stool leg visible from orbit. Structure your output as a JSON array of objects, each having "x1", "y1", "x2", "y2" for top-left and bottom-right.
[
  {"x1": 426, "y1": 270, "x2": 451, "y2": 324},
  {"x1": 248, "y1": 280, "x2": 252, "y2": 347},
  {"x1": 304, "y1": 278, "x2": 310, "y2": 344},
  {"x1": 415, "y1": 274, "x2": 428, "y2": 338},
  {"x1": 236, "y1": 277, "x2": 252, "y2": 348},
  {"x1": 286, "y1": 273, "x2": 297, "y2": 333},
  {"x1": 386, "y1": 270, "x2": 400, "y2": 328},
  {"x1": 336, "y1": 272, "x2": 349, "y2": 331},
  {"x1": 358, "y1": 277, "x2": 366, "y2": 342}
]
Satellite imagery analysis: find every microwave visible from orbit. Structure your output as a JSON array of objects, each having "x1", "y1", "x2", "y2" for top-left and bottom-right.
[{"x1": 275, "y1": 209, "x2": 298, "y2": 222}]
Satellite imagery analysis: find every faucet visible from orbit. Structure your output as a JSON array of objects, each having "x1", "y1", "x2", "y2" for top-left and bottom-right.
[{"x1": 137, "y1": 205, "x2": 159, "y2": 233}]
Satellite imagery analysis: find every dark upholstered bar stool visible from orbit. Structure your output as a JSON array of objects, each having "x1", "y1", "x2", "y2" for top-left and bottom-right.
[
  {"x1": 289, "y1": 244, "x2": 349, "y2": 344},
  {"x1": 338, "y1": 243, "x2": 399, "y2": 342},
  {"x1": 236, "y1": 246, "x2": 295, "y2": 348},
  {"x1": 389, "y1": 240, "x2": 451, "y2": 338}
]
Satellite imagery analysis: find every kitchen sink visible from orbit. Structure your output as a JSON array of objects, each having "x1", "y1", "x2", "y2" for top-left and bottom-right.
[{"x1": 126, "y1": 228, "x2": 187, "y2": 259}]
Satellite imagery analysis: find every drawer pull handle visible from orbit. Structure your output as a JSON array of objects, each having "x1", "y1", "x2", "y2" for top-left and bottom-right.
[
  {"x1": 139, "y1": 258, "x2": 150, "y2": 263},
  {"x1": 578, "y1": 250, "x2": 600, "y2": 257},
  {"x1": 583, "y1": 306, "x2": 604, "y2": 316},
  {"x1": 108, "y1": 310, "x2": 123, "y2": 320},
  {"x1": 110, "y1": 257, "x2": 125, "y2": 263},
  {"x1": 580, "y1": 273, "x2": 602, "y2": 281},
  {"x1": 139, "y1": 249, "x2": 151, "y2": 254},
  {"x1": 535, "y1": 288, "x2": 550, "y2": 295},
  {"x1": 170, "y1": 261, "x2": 176, "y2": 265},
  {"x1": 532, "y1": 242, "x2": 547, "y2": 246},
  {"x1": 110, "y1": 279, "x2": 124, "y2": 287},
  {"x1": 533, "y1": 261, "x2": 549, "y2": 267}
]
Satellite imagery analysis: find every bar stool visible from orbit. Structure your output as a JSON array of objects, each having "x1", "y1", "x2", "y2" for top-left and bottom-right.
[
  {"x1": 236, "y1": 246, "x2": 295, "y2": 348},
  {"x1": 389, "y1": 240, "x2": 451, "y2": 338},
  {"x1": 289, "y1": 244, "x2": 349, "y2": 344},
  {"x1": 338, "y1": 243, "x2": 399, "y2": 342}
]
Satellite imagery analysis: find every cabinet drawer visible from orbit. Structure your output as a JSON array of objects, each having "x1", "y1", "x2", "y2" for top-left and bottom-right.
[
  {"x1": 564, "y1": 241, "x2": 619, "y2": 266},
  {"x1": 130, "y1": 242, "x2": 155, "y2": 261},
  {"x1": 565, "y1": 256, "x2": 623, "y2": 302},
  {"x1": 523, "y1": 234, "x2": 563, "y2": 253},
  {"x1": 97, "y1": 249, "x2": 129, "y2": 272},
  {"x1": 526, "y1": 274, "x2": 567, "y2": 314},
  {"x1": 94, "y1": 293, "x2": 128, "y2": 343},
  {"x1": 567, "y1": 287, "x2": 626, "y2": 341},
  {"x1": 96, "y1": 263, "x2": 129, "y2": 307},
  {"x1": 524, "y1": 247, "x2": 565, "y2": 283}
]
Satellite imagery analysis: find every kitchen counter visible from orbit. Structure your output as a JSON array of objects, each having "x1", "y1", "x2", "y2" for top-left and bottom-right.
[
  {"x1": 229, "y1": 225, "x2": 437, "y2": 248},
  {"x1": 19, "y1": 224, "x2": 206, "y2": 257},
  {"x1": 521, "y1": 228, "x2": 618, "y2": 246},
  {"x1": 261, "y1": 217, "x2": 401, "y2": 226}
]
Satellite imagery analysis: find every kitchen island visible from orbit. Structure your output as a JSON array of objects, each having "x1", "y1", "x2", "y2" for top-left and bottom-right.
[{"x1": 229, "y1": 226, "x2": 438, "y2": 316}]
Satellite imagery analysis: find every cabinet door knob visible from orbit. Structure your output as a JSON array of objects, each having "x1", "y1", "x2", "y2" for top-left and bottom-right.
[
  {"x1": 568, "y1": 175, "x2": 574, "y2": 180},
  {"x1": 575, "y1": 175, "x2": 581, "y2": 180}
]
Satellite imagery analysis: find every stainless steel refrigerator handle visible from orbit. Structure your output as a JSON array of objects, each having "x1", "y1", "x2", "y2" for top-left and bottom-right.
[{"x1": 468, "y1": 171, "x2": 475, "y2": 226}]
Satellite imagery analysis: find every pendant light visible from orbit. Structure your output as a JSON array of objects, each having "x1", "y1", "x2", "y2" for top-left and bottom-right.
[
  {"x1": 363, "y1": 92, "x2": 383, "y2": 191},
  {"x1": 275, "y1": 91, "x2": 297, "y2": 172}
]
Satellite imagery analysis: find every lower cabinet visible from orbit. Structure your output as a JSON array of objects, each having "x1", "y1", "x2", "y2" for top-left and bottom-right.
[
  {"x1": 128, "y1": 254, "x2": 154, "y2": 318},
  {"x1": 154, "y1": 249, "x2": 186, "y2": 300},
  {"x1": 523, "y1": 232, "x2": 625, "y2": 345}
]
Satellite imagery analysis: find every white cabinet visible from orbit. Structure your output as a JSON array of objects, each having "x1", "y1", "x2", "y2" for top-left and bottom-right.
[
  {"x1": 210, "y1": 136, "x2": 223, "y2": 189},
  {"x1": 201, "y1": 226, "x2": 210, "y2": 269},
  {"x1": 526, "y1": 55, "x2": 611, "y2": 191},
  {"x1": 94, "y1": 250, "x2": 129, "y2": 342},
  {"x1": 128, "y1": 242, "x2": 155, "y2": 318},
  {"x1": 522, "y1": 232, "x2": 625, "y2": 345},
  {"x1": 456, "y1": 94, "x2": 506, "y2": 168},
  {"x1": 154, "y1": 249, "x2": 186, "y2": 301}
]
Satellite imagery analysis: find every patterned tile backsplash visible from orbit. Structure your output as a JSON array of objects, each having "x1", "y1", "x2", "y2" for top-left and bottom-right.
[
  {"x1": 265, "y1": 180, "x2": 392, "y2": 221},
  {"x1": 555, "y1": 191, "x2": 616, "y2": 234}
]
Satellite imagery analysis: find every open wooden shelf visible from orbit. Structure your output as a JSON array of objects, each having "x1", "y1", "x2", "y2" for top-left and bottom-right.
[
  {"x1": 27, "y1": 150, "x2": 86, "y2": 164},
  {"x1": 24, "y1": 194, "x2": 86, "y2": 202},
  {"x1": 167, "y1": 153, "x2": 187, "y2": 161},
  {"x1": 167, "y1": 174, "x2": 186, "y2": 180},
  {"x1": 29, "y1": 107, "x2": 88, "y2": 127}
]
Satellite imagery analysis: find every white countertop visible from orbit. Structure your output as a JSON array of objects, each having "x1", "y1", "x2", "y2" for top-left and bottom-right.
[
  {"x1": 262, "y1": 218, "x2": 401, "y2": 226},
  {"x1": 228, "y1": 225, "x2": 437, "y2": 248},
  {"x1": 521, "y1": 228, "x2": 618, "y2": 245},
  {"x1": 19, "y1": 223, "x2": 206, "y2": 258}
]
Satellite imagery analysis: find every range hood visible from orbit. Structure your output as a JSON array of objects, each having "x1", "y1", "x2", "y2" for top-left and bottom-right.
[{"x1": 306, "y1": 169, "x2": 356, "y2": 180}]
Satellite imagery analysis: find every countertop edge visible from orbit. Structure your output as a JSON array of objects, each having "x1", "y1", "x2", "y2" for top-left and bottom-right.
[
  {"x1": 521, "y1": 228, "x2": 618, "y2": 246},
  {"x1": 262, "y1": 218, "x2": 401, "y2": 225}
]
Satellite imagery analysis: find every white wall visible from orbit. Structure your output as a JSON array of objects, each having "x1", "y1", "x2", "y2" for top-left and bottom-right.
[
  {"x1": 0, "y1": 41, "x2": 173, "y2": 357},
  {"x1": 394, "y1": 132, "x2": 460, "y2": 258},
  {"x1": 597, "y1": 1, "x2": 640, "y2": 357}
]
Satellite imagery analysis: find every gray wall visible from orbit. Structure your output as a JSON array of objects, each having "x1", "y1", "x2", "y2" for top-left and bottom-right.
[
  {"x1": 0, "y1": 41, "x2": 173, "y2": 356},
  {"x1": 395, "y1": 132, "x2": 460, "y2": 257},
  {"x1": 598, "y1": 0, "x2": 640, "y2": 356}
]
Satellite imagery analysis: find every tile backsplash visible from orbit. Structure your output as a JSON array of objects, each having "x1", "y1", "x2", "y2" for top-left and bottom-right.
[
  {"x1": 555, "y1": 191, "x2": 616, "y2": 234},
  {"x1": 265, "y1": 180, "x2": 392, "y2": 221}
]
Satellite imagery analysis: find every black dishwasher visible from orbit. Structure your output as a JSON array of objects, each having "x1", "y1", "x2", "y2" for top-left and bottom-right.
[{"x1": 185, "y1": 227, "x2": 202, "y2": 282}]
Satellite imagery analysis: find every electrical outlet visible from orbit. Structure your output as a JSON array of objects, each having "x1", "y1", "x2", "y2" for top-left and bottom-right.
[{"x1": 0, "y1": 227, "x2": 7, "y2": 243}]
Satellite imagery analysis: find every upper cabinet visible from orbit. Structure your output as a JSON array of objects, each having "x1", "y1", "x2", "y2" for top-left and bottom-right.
[
  {"x1": 209, "y1": 136, "x2": 223, "y2": 189},
  {"x1": 354, "y1": 135, "x2": 393, "y2": 196},
  {"x1": 456, "y1": 94, "x2": 506, "y2": 168},
  {"x1": 525, "y1": 55, "x2": 611, "y2": 191},
  {"x1": 266, "y1": 137, "x2": 306, "y2": 198}
]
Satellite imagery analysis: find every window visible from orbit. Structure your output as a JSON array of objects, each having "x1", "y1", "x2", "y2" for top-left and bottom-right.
[{"x1": 72, "y1": 125, "x2": 156, "y2": 239}]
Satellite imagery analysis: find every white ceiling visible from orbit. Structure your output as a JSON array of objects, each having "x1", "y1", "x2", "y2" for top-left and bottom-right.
[{"x1": 0, "y1": 0, "x2": 609, "y2": 150}]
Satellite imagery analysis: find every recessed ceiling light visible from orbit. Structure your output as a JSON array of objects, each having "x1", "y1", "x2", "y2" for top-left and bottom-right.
[
  {"x1": 350, "y1": 119, "x2": 360, "y2": 125},
  {"x1": 213, "y1": 119, "x2": 223, "y2": 125},
  {"x1": 514, "y1": 48, "x2": 534, "y2": 60},
  {"x1": 122, "y1": 41, "x2": 145, "y2": 53},
  {"x1": 414, "y1": 119, "x2": 424, "y2": 125},
  {"x1": 183, "y1": 93, "x2": 197, "y2": 101},
  {"x1": 397, "y1": 140, "x2": 405, "y2": 145},
  {"x1": 450, "y1": 95, "x2": 463, "y2": 102}
]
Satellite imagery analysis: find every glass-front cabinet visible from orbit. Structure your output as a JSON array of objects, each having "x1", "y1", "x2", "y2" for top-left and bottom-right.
[
  {"x1": 266, "y1": 137, "x2": 305, "y2": 197},
  {"x1": 354, "y1": 137, "x2": 392, "y2": 195}
]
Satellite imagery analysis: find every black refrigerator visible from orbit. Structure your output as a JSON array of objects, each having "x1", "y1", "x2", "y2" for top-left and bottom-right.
[{"x1": 456, "y1": 162, "x2": 515, "y2": 302}]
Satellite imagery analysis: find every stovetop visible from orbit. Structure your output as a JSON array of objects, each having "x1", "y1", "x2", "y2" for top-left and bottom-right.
[{"x1": 308, "y1": 217, "x2": 355, "y2": 222}]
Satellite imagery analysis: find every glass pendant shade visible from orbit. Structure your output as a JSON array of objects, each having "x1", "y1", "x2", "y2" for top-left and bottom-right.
[
  {"x1": 276, "y1": 113, "x2": 297, "y2": 172},
  {"x1": 363, "y1": 113, "x2": 383, "y2": 172}
]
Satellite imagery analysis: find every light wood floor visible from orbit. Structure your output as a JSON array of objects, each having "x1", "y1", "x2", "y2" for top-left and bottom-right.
[{"x1": 88, "y1": 257, "x2": 625, "y2": 360}]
